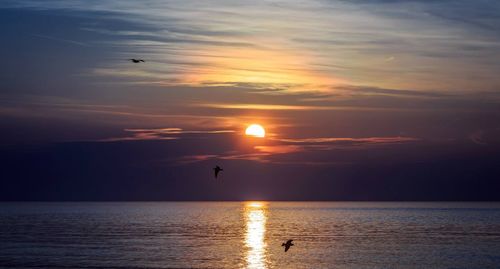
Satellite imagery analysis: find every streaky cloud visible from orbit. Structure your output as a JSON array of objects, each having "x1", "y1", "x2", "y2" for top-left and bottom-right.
[
  {"x1": 101, "y1": 128, "x2": 236, "y2": 142},
  {"x1": 275, "y1": 136, "x2": 419, "y2": 144},
  {"x1": 195, "y1": 103, "x2": 408, "y2": 111}
]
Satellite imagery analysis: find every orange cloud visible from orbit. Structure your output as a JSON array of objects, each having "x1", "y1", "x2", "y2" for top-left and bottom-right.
[{"x1": 254, "y1": 145, "x2": 303, "y2": 154}]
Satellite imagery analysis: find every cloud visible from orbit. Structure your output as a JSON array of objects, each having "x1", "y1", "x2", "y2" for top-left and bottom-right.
[
  {"x1": 202, "y1": 135, "x2": 419, "y2": 164},
  {"x1": 2, "y1": 1, "x2": 500, "y2": 153},
  {"x1": 193, "y1": 102, "x2": 415, "y2": 112},
  {"x1": 99, "y1": 127, "x2": 235, "y2": 142},
  {"x1": 154, "y1": 130, "x2": 421, "y2": 165},
  {"x1": 100, "y1": 134, "x2": 179, "y2": 142},
  {"x1": 8, "y1": 0, "x2": 500, "y2": 92},
  {"x1": 249, "y1": 136, "x2": 421, "y2": 156},
  {"x1": 254, "y1": 145, "x2": 304, "y2": 154},
  {"x1": 124, "y1": 128, "x2": 234, "y2": 135},
  {"x1": 275, "y1": 136, "x2": 419, "y2": 145},
  {"x1": 196, "y1": 103, "x2": 329, "y2": 111},
  {"x1": 88, "y1": 125, "x2": 421, "y2": 165},
  {"x1": 175, "y1": 154, "x2": 219, "y2": 164},
  {"x1": 333, "y1": 85, "x2": 451, "y2": 98}
]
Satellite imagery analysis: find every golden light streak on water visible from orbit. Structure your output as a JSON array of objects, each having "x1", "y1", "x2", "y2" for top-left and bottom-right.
[{"x1": 244, "y1": 202, "x2": 268, "y2": 269}]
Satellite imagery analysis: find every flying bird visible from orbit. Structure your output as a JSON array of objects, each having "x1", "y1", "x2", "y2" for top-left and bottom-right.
[
  {"x1": 282, "y1": 239, "x2": 294, "y2": 252},
  {"x1": 213, "y1": 165, "x2": 223, "y2": 179},
  {"x1": 128, "y1": 59, "x2": 145, "y2": 63}
]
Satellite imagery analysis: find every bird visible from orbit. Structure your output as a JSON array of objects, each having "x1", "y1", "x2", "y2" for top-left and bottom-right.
[
  {"x1": 282, "y1": 239, "x2": 294, "y2": 252},
  {"x1": 128, "y1": 58, "x2": 145, "y2": 63},
  {"x1": 213, "y1": 165, "x2": 223, "y2": 179}
]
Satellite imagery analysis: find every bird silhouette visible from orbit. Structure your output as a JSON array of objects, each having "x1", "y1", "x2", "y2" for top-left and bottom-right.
[
  {"x1": 213, "y1": 165, "x2": 223, "y2": 179},
  {"x1": 128, "y1": 59, "x2": 145, "y2": 63},
  {"x1": 282, "y1": 239, "x2": 294, "y2": 252}
]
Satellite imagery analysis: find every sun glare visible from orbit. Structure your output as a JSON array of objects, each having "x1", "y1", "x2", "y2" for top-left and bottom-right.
[
  {"x1": 244, "y1": 202, "x2": 268, "y2": 269},
  {"x1": 245, "y1": 124, "x2": 266, "y2": 138}
]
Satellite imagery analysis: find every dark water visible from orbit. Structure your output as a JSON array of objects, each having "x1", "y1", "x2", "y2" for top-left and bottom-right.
[{"x1": 1, "y1": 202, "x2": 500, "y2": 269}]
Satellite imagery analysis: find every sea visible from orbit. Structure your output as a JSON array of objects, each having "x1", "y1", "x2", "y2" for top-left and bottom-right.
[{"x1": 1, "y1": 202, "x2": 499, "y2": 269}]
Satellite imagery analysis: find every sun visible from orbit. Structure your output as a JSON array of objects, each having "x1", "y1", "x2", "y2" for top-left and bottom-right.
[{"x1": 245, "y1": 124, "x2": 266, "y2": 138}]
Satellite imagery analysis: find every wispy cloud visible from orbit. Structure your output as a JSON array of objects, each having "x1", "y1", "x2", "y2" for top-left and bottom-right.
[
  {"x1": 158, "y1": 131, "x2": 421, "y2": 165},
  {"x1": 7, "y1": 0, "x2": 500, "y2": 92},
  {"x1": 196, "y1": 103, "x2": 327, "y2": 111},
  {"x1": 253, "y1": 145, "x2": 304, "y2": 154},
  {"x1": 193, "y1": 102, "x2": 417, "y2": 111},
  {"x1": 99, "y1": 134, "x2": 179, "y2": 142},
  {"x1": 333, "y1": 86, "x2": 452, "y2": 98},
  {"x1": 99, "y1": 127, "x2": 235, "y2": 142},
  {"x1": 275, "y1": 136, "x2": 419, "y2": 145},
  {"x1": 124, "y1": 128, "x2": 234, "y2": 135},
  {"x1": 2, "y1": 0, "x2": 500, "y2": 154}
]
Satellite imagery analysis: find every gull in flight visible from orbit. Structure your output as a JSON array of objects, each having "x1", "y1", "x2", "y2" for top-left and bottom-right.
[
  {"x1": 282, "y1": 239, "x2": 294, "y2": 252},
  {"x1": 128, "y1": 59, "x2": 145, "y2": 63},
  {"x1": 213, "y1": 165, "x2": 223, "y2": 179}
]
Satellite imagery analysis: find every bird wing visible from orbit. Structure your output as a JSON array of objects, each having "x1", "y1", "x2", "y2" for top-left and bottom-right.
[
  {"x1": 286, "y1": 239, "x2": 293, "y2": 244},
  {"x1": 284, "y1": 245, "x2": 290, "y2": 252},
  {"x1": 214, "y1": 168, "x2": 219, "y2": 178}
]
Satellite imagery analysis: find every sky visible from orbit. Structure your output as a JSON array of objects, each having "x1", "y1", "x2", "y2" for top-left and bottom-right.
[{"x1": 1, "y1": 0, "x2": 500, "y2": 200}]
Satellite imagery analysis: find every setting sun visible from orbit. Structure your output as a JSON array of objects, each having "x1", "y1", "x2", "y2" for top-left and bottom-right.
[{"x1": 245, "y1": 124, "x2": 266, "y2": 138}]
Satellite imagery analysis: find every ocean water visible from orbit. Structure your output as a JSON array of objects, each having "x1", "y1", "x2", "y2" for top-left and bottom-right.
[{"x1": 1, "y1": 202, "x2": 500, "y2": 269}]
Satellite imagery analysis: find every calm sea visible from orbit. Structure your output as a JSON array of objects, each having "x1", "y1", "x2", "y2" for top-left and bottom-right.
[{"x1": 1, "y1": 202, "x2": 499, "y2": 269}]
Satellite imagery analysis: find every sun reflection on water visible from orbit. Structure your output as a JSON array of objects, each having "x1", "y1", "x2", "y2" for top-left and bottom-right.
[{"x1": 244, "y1": 202, "x2": 268, "y2": 269}]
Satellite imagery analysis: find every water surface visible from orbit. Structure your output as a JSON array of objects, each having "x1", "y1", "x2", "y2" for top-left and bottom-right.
[{"x1": 1, "y1": 202, "x2": 499, "y2": 268}]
